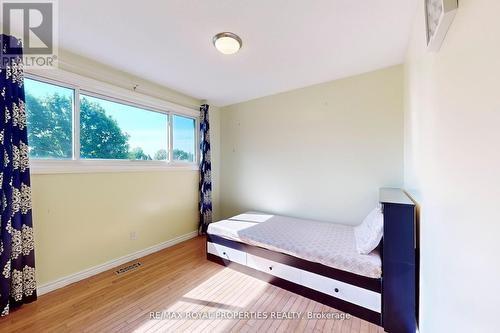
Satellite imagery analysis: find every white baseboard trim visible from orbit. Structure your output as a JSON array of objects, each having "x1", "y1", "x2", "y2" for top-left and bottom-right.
[{"x1": 37, "y1": 230, "x2": 199, "y2": 296}]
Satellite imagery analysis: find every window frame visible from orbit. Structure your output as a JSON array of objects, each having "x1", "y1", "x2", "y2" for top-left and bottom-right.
[{"x1": 25, "y1": 70, "x2": 199, "y2": 174}]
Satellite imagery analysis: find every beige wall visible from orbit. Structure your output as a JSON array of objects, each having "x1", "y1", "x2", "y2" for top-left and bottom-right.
[
  {"x1": 33, "y1": 171, "x2": 198, "y2": 285},
  {"x1": 220, "y1": 66, "x2": 404, "y2": 225},
  {"x1": 31, "y1": 53, "x2": 209, "y2": 286},
  {"x1": 58, "y1": 50, "x2": 199, "y2": 110},
  {"x1": 404, "y1": 1, "x2": 500, "y2": 331}
]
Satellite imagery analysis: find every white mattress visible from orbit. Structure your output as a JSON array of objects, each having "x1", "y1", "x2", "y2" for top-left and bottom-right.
[
  {"x1": 207, "y1": 219, "x2": 258, "y2": 242},
  {"x1": 208, "y1": 213, "x2": 381, "y2": 279},
  {"x1": 229, "y1": 211, "x2": 274, "y2": 223}
]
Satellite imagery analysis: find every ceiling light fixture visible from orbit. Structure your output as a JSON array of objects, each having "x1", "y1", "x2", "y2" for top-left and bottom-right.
[{"x1": 213, "y1": 32, "x2": 242, "y2": 55}]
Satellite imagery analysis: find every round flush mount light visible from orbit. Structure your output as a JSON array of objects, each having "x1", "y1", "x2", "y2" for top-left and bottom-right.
[{"x1": 213, "y1": 32, "x2": 242, "y2": 55}]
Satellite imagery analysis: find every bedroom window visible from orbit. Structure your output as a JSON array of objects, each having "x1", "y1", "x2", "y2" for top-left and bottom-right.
[
  {"x1": 25, "y1": 78, "x2": 74, "y2": 159},
  {"x1": 79, "y1": 94, "x2": 168, "y2": 161},
  {"x1": 23, "y1": 73, "x2": 199, "y2": 173},
  {"x1": 172, "y1": 115, "x2": 196, "y2": 163}
]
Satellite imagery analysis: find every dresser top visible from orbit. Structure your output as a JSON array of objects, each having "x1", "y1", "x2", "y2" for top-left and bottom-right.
[{"x1": 379, "y1": 188, "x2": 415, "y2": 206}]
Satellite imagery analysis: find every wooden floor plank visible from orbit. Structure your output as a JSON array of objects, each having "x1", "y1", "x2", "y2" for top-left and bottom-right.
[{"x1": 0, "y1": 236, "x2": 378, "y2": 333}]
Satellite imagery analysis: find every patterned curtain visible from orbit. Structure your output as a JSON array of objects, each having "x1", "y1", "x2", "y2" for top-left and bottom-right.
[
  {"x1": 0, "y1": 34, "x2": 37, "y2": 316},
  {"x1": 198, "y1": 104, "x2": 212, "y2": 234}
]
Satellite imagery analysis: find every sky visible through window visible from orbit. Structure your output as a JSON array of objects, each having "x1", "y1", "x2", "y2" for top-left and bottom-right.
[
  {"x1": 173, "y1": 114, "x2": 196, "y2": 161},
  {"x1": 24, "y1": 78, "x2": 196, "y2": 160},
  {"x1": 81, "y1": 94, "x2": 167, "y2": 158},
  {"x1": 25, "y1": 78, "x2": 70, "y2": 99}
]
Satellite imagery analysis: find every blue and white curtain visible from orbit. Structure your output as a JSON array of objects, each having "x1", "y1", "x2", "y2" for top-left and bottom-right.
[
  {"x1": 0, "y1": 34, "x2": 37, "y2": 316},
  {"x1": 198, "y1": 104, "x2": 212, "y2": 234}
]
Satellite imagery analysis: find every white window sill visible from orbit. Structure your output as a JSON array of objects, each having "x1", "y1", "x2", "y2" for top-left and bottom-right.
[{"x1": 30, "y1": 160, "x2": 199, "y2": 175}]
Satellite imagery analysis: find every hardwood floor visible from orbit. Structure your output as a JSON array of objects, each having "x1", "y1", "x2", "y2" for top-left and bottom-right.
[{"x1": 0, "y1": 236, "x2": 384, "y2": 333}]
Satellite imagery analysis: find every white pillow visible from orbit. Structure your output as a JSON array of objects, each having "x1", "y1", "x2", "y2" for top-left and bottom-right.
[{"x1": 354, "y1": 205, "x2": 383, "y2": 255}]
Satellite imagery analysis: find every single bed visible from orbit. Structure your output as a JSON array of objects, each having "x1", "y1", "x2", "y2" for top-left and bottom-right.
[
  {"x1": 209, "y1": 213, "x2": 382, "y2": 279},
  {"x1": 206, "y1": 189, "x2": 416, "y2": 333}
]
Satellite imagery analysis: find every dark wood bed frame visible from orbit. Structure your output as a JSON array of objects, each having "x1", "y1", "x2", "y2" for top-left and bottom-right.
[{"x1": 207, "y1": 188, "x2": 416, "y2": 333}]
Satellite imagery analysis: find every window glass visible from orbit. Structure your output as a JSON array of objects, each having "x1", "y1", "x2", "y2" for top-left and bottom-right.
[
  {"x1": 24, "y1": 78, "x2": 74, "y2": 159},
  {"x1": 172, "y1": 115, "x2": 196, "y2": 162},
  {"x1": 79, "y1": 95, "x2": 168, "y2": 160}
]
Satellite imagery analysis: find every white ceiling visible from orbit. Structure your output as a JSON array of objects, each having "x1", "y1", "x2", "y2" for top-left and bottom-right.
[{"x1": 59, "y1": 0, "x2": 417, "y2": 106}]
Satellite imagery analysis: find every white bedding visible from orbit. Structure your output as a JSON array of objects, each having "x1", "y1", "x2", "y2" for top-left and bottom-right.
[
  {"x1": 208, "y1": 213, "x2": 382, "y2": 279},
  {"x1": 207, "y1": 219, "x2": 258, "y2": 242},
  {"x1": 229, "y1": 212, "x2": 274, "y2": 223}
]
